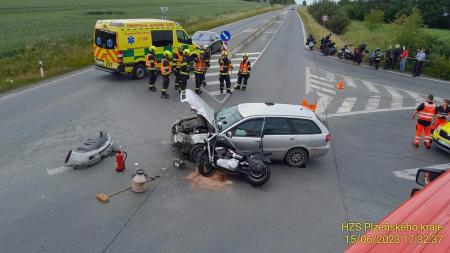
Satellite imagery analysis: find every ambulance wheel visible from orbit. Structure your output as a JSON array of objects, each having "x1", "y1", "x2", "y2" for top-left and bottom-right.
[{"x1": 133, "y1": 64, "x2": 147, "y2": 79}]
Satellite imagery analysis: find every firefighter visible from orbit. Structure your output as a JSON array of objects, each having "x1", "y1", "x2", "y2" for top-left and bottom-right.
[
  {"x1": 235, "y1": 53, "x2": 252, "y2": 91},
  {"x1": 433, "y1": 99, "x2": 449, "y2": 131},
  {"x1": 412, "y1": 94, "x2": 437, "y2": 148},
  {"x1": 160, "y1": 51, "x2": 172, "y2": 99},
  {"x1": 178, "y1": 49, "x2": 192, "y2": 94},
  {"x1": 193, "y1": 50, "x2": 206, "y2": 94},
  {"x1": 202, "y1": 47, "x2": 211, "y2": 86},
  {"x1": 174, "y1": 46, "x2": 184, "y2": 91},
  {"x1": 146, "y1": 46, "x2": 157, "y2": 92},
  {"x1": 218, "y1": 51, "x2": 233, "y2": 94}
]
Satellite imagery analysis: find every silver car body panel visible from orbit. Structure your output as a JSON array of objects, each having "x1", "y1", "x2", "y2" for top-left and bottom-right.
[{"x1": 180, "y1": 89, "x2": 216, "y2": 130}]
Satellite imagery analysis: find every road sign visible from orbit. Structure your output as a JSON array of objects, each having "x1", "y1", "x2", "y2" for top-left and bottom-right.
[
  {"x1": 161, "y1": 6, "x2": 168, "y2": 20},
  {"x1": 220, "y1": 31, "x2": 231, "y2": 42},
  {"x1": 322, "y1": 15, "x2": 329, "y2": 21}
]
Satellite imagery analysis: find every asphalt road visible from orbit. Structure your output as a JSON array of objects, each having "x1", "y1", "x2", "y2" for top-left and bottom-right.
[{"x1": 0, "y1": 7, "x2": 449, "y2": 253}]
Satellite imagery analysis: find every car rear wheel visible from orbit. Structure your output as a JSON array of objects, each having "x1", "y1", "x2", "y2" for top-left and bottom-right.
[
  {"x1": 285, "y1": 148, "x2": 308, "y2": 167},
  {"x1": 133, "y1": 63, "x2": 146, "y2": 79}
]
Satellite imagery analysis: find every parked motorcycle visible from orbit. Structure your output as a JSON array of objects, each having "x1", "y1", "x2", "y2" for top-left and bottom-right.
[
  {"x1": 197, "y1": 120, "x2": 271, "y2": 186},
  {"x1": 321, "y1": 41, "x2": 336, "y2": 56},
  {"x1": 353, "y1": 44, "x2": 368, "y2": 65},
  {"x1": 337, "y1": 45, "x2": 354, "y2": 60},
  {"x1": 369, "y1": 48, "x2": 384, "y2": 69},
  {"x1": 307, "y1": 41, "x2": 315, "y2": 50}
]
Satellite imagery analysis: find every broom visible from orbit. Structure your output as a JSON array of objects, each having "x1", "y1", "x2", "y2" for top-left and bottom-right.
[{"x1": 96, "y1": 175, "x2": 160, "y2": 203}]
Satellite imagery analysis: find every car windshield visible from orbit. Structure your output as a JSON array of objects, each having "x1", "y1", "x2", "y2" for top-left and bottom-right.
[
  {"x1": 214, "y1": 105, "x2": 243, "y2": 131},
  {"x1": 192, "y1": 32, "x2": 211, "y2": 41}
]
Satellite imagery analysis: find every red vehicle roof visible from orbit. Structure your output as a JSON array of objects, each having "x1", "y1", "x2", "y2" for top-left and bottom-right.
[{"x1": 345, "y1": 170, "x2": 450, "y2": 253}]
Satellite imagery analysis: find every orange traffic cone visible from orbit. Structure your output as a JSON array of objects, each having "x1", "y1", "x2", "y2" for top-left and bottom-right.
[
  {"x1": 301, "y1": 99, "x2": 309, "y2": 107},
  {"x1": 337, "y1": 80, "x2": 344, "y2": 90},
  {"x1": 308, "y1": 101, "x2": 317, "y2": 111}
]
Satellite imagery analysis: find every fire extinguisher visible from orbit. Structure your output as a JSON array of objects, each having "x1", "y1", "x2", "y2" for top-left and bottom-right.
[{"x1": 115, "y1": 150, "x2": 127, "y2": 172}]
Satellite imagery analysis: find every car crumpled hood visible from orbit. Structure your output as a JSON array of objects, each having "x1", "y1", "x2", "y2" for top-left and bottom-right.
[{"x1": 181, "y1": 89, "x2": 216, "y2": 128}]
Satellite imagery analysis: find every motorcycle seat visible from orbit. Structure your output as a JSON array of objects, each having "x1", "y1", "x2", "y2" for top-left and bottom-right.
[{"x1": 76, "y1": 132, "x2": 108, "y2": 152}]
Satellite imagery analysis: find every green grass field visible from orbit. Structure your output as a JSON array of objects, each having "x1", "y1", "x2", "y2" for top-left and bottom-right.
[{"x1": 0, "y1": 0, "x2": 276, "y2": 93}]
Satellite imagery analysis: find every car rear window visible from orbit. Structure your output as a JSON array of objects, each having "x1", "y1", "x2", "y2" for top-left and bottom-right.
[
  {"x1": 264, "y1": 118, "x2": 292, "y2": 135},
  {"x1": 289, "y1": 119, "x2": 322, "y2": 134},
  {"x1": 151, "y1": 30, "x2": 173, "y2": 47},
  {"x1": 95, "y1": 29, "x2": 116, "y2": 49}
]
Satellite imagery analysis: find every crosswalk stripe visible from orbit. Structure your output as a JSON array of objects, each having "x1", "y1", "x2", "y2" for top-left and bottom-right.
[
  {"x1": 305, "y1": 66, "x2": 311, "y2": 95},
  {"x1": 310, "y1": 84, "x2": 336, "y2": 95},
  {"x1": 316, "y1": 92, "x2": 332, "y2": 113},
  {"x1": 384, "y1": 86, "x2": 403, "y2": 108},
  {"x1": 204, "y1": 79, "x2": 237, "y2": 86},
  {"x1": 337, "y1": 97, "x2": 357, "y2": 113},
  {"x1": 362, "y1": 80, "x2": 380, "y2": 94},
  {"x1": 402, "y1": 90, "x2": 424, "y2": 104},
  {"x1": 209, "y1": 56, "x2": 258, "y2": 63},
  {"x1": 210, "y1": 52, "x2": 261, "y2": 59},
  {"x1": 310, "y1": 79, "x2": 335, "y2": 89},
  {"x1": 343, "y1": 76, "x2": 357, "y2": 88},
  {"x1": 326, "y1": 72, "x2": 336, "y2": 83},
  {"x1": 365, "y1": 95, "x2": 381, "y2": 111}
]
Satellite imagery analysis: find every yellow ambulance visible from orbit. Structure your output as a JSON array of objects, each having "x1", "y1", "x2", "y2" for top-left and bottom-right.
[{"x1": 93, "y1": 19, "x2": 200, "y2": 79}]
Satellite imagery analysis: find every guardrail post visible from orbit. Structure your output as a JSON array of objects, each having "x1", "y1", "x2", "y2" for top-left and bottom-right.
[{"x1": 39, "y1": 60, "x2": 44, "y2": 78}]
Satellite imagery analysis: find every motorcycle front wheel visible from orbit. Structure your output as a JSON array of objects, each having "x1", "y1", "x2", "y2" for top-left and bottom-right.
[
  {"x1": 197, "y1": 151, "x2": 214, "y2": 177},
  {"x1": 246, "y1": 161, "x2": 271, "y2": 186},
  {"x1": 337, "y1": 52, "x2": 343, "y2": 59}
]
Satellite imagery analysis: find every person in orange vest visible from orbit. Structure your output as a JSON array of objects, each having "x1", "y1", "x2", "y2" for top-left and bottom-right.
[
  {"x1": 433, "y1": 99, "x2": 449, "y2": 131},
  {"x1": 146, "y1": 46, "x2": 157, "y2": 92},
  {"x1": 218, "y1": 51, "x2": 233, "y2": 94},
  {"x1": 412, "y1": 94, "x2": 437, "y2": 148},
  {"x1": 193, "y1": 50, "x2": 206, "y2": 94},
  {"x1": 160, "y1": 51, "x2": 172, "y2": 99},
  {"x1": 235, "y1": 53, "x2": 252, "y2": 91},
  {"x1": 174, "y1": 46, "x2": 184, "y2": 91},
  {"x1": 202, "y1": 48, "x2": 211, "y2": 86}
]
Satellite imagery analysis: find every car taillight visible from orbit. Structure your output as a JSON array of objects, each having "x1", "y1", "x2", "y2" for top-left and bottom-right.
[
  {"x1": 117, "y1": 51, "x2": 123, "y2": 64},
  {"x1": 325, "y1": 134, "x2": 331, "y2": 142}
]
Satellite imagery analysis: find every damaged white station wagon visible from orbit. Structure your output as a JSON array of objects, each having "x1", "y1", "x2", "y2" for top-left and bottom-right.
[{"x1": 171, "y1": 90, "x2": 331, "y2": 167}]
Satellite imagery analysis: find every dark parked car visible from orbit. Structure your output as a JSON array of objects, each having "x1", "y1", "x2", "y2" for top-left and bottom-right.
[{"x1": 191, "y1": 31, "x2": 223, "y2": 54}]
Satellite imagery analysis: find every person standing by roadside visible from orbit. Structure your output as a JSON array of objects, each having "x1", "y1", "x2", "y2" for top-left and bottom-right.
[
  {"x1": 413, "y1": 49, "x2": 426, "y2": 77},
  {"x1": 178, "y1": 49, "x2": 192, "y2": 94},
  {"x1": 433, "y1": 99, "x2": 450, "y2": 132},
  {"x1": 218, "y1": 51, "x2": 233, "y2": 94},
  {"x1": 160, "y1": 51, "x2": 173, "y2": 99},
  {"x1": 202, "y1": 49, "x2": 211, "y2": 86},
  {"x1": 393, "y1": 44, "x2": 402, "y2": 69},
  {"x1": 412, "y1": 94, "x2": 437, "y2": 149},
  {"x1": 384, "y1": 45, "x2": 394, "y2": 70},
  {"x1": 174, "y1": 46, "x2": 184, "y2": 91},
  {"x1": 235, "y1": 53, "x2": 251, "y2": 91},
  {"x1": 146, "y1": 46, "x2": 158, "y2": 92},
  {"x1": 399, "y1": 46, "x2": 409, "y2": 73},
  {"x1": 193, "y1": 50, "x2": 206, "y2": 94}
]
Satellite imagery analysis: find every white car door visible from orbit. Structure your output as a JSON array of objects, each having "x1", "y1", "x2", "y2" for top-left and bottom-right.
[{"x1": 226, "y1": 118, "x2": 264, "y2": 153}]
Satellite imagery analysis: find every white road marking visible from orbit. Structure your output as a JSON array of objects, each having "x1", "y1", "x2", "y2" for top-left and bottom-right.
[
  {"x1": 316, "y1": 91, "x2": 332, "y2": 114},
  {"x1": 47, "y1": 166, "x2": 73, "y2": 175},
  {"x1": 310, "y1": 84, "x2": 336, "y2": 95},
  {"x1": 384, "y1": 86, "x2": 403, "y2": 109},
  {"x1": 326, "y1": 72, "x2": 336, "y2": 84},
  {"x1": 327, "y1": 106, "x2": 416, "y2": 118},
  {"x1": 310, "y1": 79, "x2": 335, "y2": 89},
  {"x1": 343, "y1": 76, "x2": 357, "y2": 88},
  {"x1": 305, "y1": 66, "x2": 311, "y2": 95},
  {"x1": 204, "y1": 79, "x2": 237, "y2": 86},
  {"x1": 336, "y1": 97, "x2": 357, "y2": 113},
  {"x1": 393, "y1": 163, "x2": 450, "y2": 181},
  {"x1": 365, "y1": 95, "x2": 381, "y2": 111},
  {"x1": 362, "y1": 80, "x2": 380, "y2": 94},
  {"x1": 402, "y1": 90, "x2": 424, "y2": 104}
]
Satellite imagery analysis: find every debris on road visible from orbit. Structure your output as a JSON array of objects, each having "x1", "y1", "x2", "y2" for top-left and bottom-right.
[
  {"x1": 65, "y1": 131, "x2": 113, "y2": 168},
  {"x1": 185, "y1": 170, "x2": 232, "y2": 190}
]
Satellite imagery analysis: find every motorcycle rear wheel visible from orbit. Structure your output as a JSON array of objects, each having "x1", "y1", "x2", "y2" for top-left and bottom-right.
[
  {"x1": 246, "y1": 162, "x2": 271, "y2": 186},
  {"x1": 197, "y1": 151, "x2": 214, "y2": 177}
]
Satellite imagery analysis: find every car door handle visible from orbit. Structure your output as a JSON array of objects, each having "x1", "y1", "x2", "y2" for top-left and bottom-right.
[
  {"x1": 255, "y1": 140, "x2": 261, "y2": 143},
  {"x1": 289, "y1": 137, "x2": 295, "y2": 141}
]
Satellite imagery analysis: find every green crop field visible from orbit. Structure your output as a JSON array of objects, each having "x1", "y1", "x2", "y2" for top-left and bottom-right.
[{"x1": 0, "y1": 0, "x2": 276, "y2": 92}]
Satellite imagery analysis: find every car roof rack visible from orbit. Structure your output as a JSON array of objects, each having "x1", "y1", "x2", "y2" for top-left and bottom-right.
[{"x1": 265, "y1": 102, "x2": 275, "y2": 106}]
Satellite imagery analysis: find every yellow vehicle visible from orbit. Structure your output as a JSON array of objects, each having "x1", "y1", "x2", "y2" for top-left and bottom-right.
[
  {"x1": 93, "y1": 19, "x2": 200, "y2": 79},
  {"x1": 432, "y1": 122, "x2": 450, "y2": 153}
]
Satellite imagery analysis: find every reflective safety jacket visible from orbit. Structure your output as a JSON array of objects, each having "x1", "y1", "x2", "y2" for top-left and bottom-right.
[
  {"x1": 417, "y1": 102, "x2": 437, "y2": 122},
  {"x1": 179, "y1": 55, "x2": 191, "y2": 76},
  {"x1": 160, "y1": 58, "x2": 172, "y2": 76},
  {"x1": 239, "y1": 59, "x2": 251, "y2": 75},
  {"x1": 204, "y1": 53, "x2": 210, "y2": 68},
  {"x1": 194, "y1": 58, "x2": 206, "y2": 74},
  {"x1": 146, "y1": 54, "x2": 157, "y2": 70},
  {"x1": 175, "y1": 52, "x2": 183, "y2": 68},
  {"x1": 219, "y1": 57, "x2": 233, "y2": 76}
]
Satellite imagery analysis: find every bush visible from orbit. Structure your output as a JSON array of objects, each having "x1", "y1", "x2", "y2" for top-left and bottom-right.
[
  {"x1": 364, "y1": 9, "x2": 384, "y2": 31},
  {"x1": 424, "y1": 55, "x2": 450, "y2": 80},
  {"x1": 308, "y1": 0, "x2": 350, "y2": 35},
  {"x1": 392, "y1": 8, "x2": 427, "y2": 50}
]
